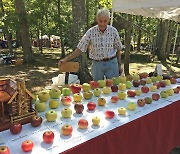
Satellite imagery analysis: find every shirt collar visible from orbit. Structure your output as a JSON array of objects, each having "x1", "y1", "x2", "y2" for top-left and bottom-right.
[{"x1": 97, "y1": 25, "x2": 108, "y2": 34}]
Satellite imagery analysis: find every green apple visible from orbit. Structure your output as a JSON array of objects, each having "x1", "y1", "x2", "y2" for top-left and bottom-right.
[
  {"x1": 119, "y1": 76, "x2": 127, "y2": 83},
  {"x1": 118, "y1": 83, "x2": 126, "y2": 91},
  {"x1": 127, "y1": 102, "x2": 136, "y2": 111},
  {"x1": 112, "y1": 77, "x2": 120, "y2": 85},
  {"x1": 45, "y1": 110, "x2": 57, "y2": 122},
  {"x1": 38, "y1": 91, "x2": 50, "y2": 102},
  {"x1": 132, "y1": 74, "x2": 140, "y2": 81},
  {"x1": 82, "y1": 83, "x2": 91, "y2": 92},
  {"x1": 93, "y1": 88, "x2": 102, "y2": 97},
  {"x1": 146, "y1": 77, "x2": 152, "y2": 84},
  {"x1": 150, "y1": 85, "x2": 157, "y2": 92},
  {"x1": 160, "y1": 91, "x2": 168, "y2": 98},
  {"x1": 102, "y1": 86, "x2": 111, "y2": 94},
  {"x1": 118, "y1": 91, "x2": 127, "y2": 100},
  {"x1": 118, "y1": 107, "x2": 126, "y2": 115},
  {"x1": 32, "y1": 94, "x2": 38, "y2": 104},
  {"x1": 73, "y1": 93, "x2": 83, "y2": 102},
  {"x1": 157, "y1": 75, "x2": 163, "y2": 81},
  {"x1": 61, "y1": 108, "x2": 72, "y2": 118},
  {"x1": 151, "y1": 76, "x2": 157, "y2": 82},
  {"x1": 135, "y1": 89, "x2": 141, "y2": 96},
  {"x1": 49, "y1": 99, "x2": 59, "y2": 109},
  {"x1": 144, "y1": 97, "x2": 153, "y2": 104},
  {"x1": 125, "y1": 81, "x2": 133, "y2": 89},
  {"x1": 49, "y1": 88, "x2": 61, "y2": 99},
  {"x1": 92, "y1": 116, "x2": 100, "y2": 126},
  {"x1": 166, "y1": 89, "x2": 174, "y2": 96},
  {"x1": 35, "y1": 101, "x2": 47, "y2": 112},
  {"x1": 83, "y1": 91, "x2": 93, "y2": 100},
  {"x1": 97, "y1": 80, "x2": 106, "y2": 88},
  {"x1": 164, "y1": 79, "x2": 171, "y2": 85},
  {"x1": 62, "y1": 88, "x2": 71, "y2": 96}
]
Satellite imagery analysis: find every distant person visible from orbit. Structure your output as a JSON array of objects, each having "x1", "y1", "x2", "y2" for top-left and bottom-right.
[{"x1": 58, "y1": 8, "x2": 123, "y2": 81}]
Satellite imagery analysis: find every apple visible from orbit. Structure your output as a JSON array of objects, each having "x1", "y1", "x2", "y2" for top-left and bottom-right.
[
  {"x1": 125, "y1": 81, "x2": 133, "y2": 89},
  {"x1": 118, "y1": 107, "x2": 126, "y2": 115},
  {"x1": 35, "y1": 101, "x2": 47, "y2": 112},
  {"x1": 70, "y1": 84, "x2": 82, "y2": 94},
  {"x1": 97, "y1": 80, "x2": 106, "y2": 88},
  {"x1": 78, "y1": 119, "x2": 88, "y2": 129},
  {"x1": 105, "y1": 110, "x2": 115, "y2": 119},
  {"x1": 146, "y1": 77, "x2": 152, "y2": 84},
  {"x1": 141, "y1": 86, "x2": 149, "y2": 93},
  {"x1": 102, "y1": 86, "x2": 111, "y2": 94},
  {"x1": 0, "y1": 146, "x2": 10, "y2": 154},
  {"x1": 144, "y1": 97, "x2": 153, "y2": 104},
  {"x1": 83, "y1": 91, "x2": 93, "y2": 100},
  {"x1": 153, "y1": 82, "x2": 161, "y2": 89},
  {"x1": 118, "y1": 83, "x2": 126, "y2": 91},
  {"x1": 73, "y1": 93, "x2": 83, "y2": 102},
  {"x1": 173, "y1": 87, "x2": 180, "y2": 94},
  {"x1": 111, "y1": 96, "x2": 119, "y2": 103},
  {"x1": 61, "y1": 108, "x2": 72, "y2": 118},
  {"x1": 166, "y1": 89, "x2": 174, "y2": 96},
  {"x1": 10, "y1": 123, "x2": 22, "y2": 135},
  {"x1": 111, "y1": 85, "x2": 118, "y2": 92},
  {"x1": 119, "y1": 76, "x2": 127, "y2": 83},
  {"x1": 159, "y1": 81, "x2": 166, "y2": 87},
  {"x1": 87, "y1": 102, "x2": 96, "y2": 110},
  {"x1": 140, "y1": 80, "x2": 146, "y2": 85},
  {"x1": 31, "y1": 94, "x2": 38, "y2": 104},
  {"x1": 126, "y1": 75, "x2": 133, "y2": 81},
  {"x1": 38, "y1": 91, "x2": 50, "y2": 102},
  {"x1": 137, "y1": 99, "x2": 146, "y2": 107},
  {"x1": 135, "y1": 89, "x2": 141, "y2": 96},
  {"x1": 112, "y1": 77, "x2": 120, "y2": 85},
  {"x1": 82, "y1": 83, "x2": 91, "y2": 92},
  {"x1": 74, "y1": 103, "x2": 84, "y2": 114},
  {"x1": 152, "y1": 93, "x2": 160, "y2": 101},
  {"x1": 106, "y1": 79, "x2": 113, "y2": 87},
  {"x1": 170, "y1": 78, "x2": 177, "y2": 84},
  {"x1": 139, "y1": 72, "x2": 149, "y2": 78},
  {"x1": 93, "y1": 88, "x2": 102, "y2": 97},
  {"x1": 31, "y1": 115, "x2": 42, "y2": 127},
  {"x1": 118, "y1": 91, "x2": 127, "y2": 100},
  {"x1": 97, "y1": 97, "x2": 106, "y2": 106},
  {"x1": 49, "y1": 99, "x2": 59, "y2": 109},
  {"x1": 160, "y1": 91, "x2": 168, "y2": 98},
  {"x1": 127, "y1": 90, "x2": 136, "y2": 97},
  {"x1": 164, "y1": 79, "x2": 171, "y2": 86},
  {"x1": 150, "y1": 85, "x2": 157, "y2": 92},
  {"x1": 92, "y1": 116, "x2": 100, "y2": 126},
  {"x1": 61, "y1": 124, "x2": 73, "y2": 136},
  {"x1": 21, "y1": 140, "x2": 34, "y2": 152},
  {"x1": 49, "y1": 89, "x2": 61, "y2": 99},
  {"x1": 62, "y1": 87, "x2": 71, "y2": 96},
  {"x1": 43, "y1": 131, "x2": 54, "y2": 144},
  {"x1": 90, "y1": 81, "x2": 99, "y2": 89},
  {"x1": 133, "y1": 80, "x2": 140, "y2": 87},
  {"x1": 127, "y1": 102, "x2": 136, "y2": 111},
  {"x1": 157, "y1": 75, "x2": 163, "y2": 81},
  {"x1": 151, "y1": 76, "x2": 157, "y2": 82},
  {"x1": 61, "y1": 96, "x2": 72, "y2": 106},
  {"x1": 45, "y1": 110, "x2": 57, "y2": 122},
  {"x1": 132, "y1": 74, "x2": 140, "y2": 81}
]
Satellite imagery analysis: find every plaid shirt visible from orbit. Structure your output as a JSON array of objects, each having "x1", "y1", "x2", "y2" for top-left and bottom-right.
[{"x1": 77, "y1": 25, "x2": 122, "y2": 60}]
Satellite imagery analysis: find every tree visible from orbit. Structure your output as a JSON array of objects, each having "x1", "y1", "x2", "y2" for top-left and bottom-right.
[{"x1": 14, "y1": 0, "x2": 34, "y2": 62}]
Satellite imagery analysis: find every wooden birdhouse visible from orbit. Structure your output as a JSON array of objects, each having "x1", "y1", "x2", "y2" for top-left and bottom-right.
[{"x1": 0, "y1": 78, "x2": 36, "y2": 131}]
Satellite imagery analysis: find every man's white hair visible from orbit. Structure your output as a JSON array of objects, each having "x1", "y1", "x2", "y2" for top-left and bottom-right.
[{"x1": 96, "y1": 8, "x2": 110, "y2": 18}]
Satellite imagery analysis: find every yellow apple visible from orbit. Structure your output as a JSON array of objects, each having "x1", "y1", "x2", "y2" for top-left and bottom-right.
[
  {"x1": 118, "y1": 92, "x2": 127, "y2": 100},
  {"x1": 150, "y1": 85, "x2": 157, "y2": 92},
  {"x1": 92, "y1": 116, "x2": 100, "y2": 126},
  {"x1": 164, "y1": 79, "x2": 171, "y2": 85},
  {"x1": 98, "y1": 98, "x2": 106, "y2": 106},
  {"x1": 127, "y1": 102, "x2": 136, "y2": 111},
  {"x1": 118, "y1": 83, "x2": 126, "y2": 91},
  {"x1": 135, "y1": 89, "x2": 141, "y2": 96},
  {"x1": 166, "y1": 89, "x2": 174, "y2": 96},
  {"x1": 119, "y1": 76, "x2": 127, "y2": 83},
  {"x1": 73, "y1": 93, "x2": 83, "y2": 102},
  {"x1": 102, "y1": 86, "x2": 111, "y2": 94},
  {"x1": 118, "y1": 107, "x2": 126, "y2": 115}
]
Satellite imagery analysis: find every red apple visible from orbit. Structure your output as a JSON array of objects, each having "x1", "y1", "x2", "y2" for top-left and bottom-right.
[
  {"x1": 61, "y1": 124, "x2": 73, "y2": 136},
  {"x1": 106, "y1": 79, "x2": 113, "y2": 87},
  {"x1": 87, "y1": 102, "x2": 96, "y2": 110},
  {"x1": 0, "y1": 146, "x2": 10, "y2": 154},
  {"x1": 105, "y1": 110, "x2": 115, "y2": 119},
  {"x1": 61, "y1": 96, "x2": 72, "y2": 106},
  {"x1": 139, "y1": 72, "x2": 149, "y2": 79},
  {"x1": 170, "y1": 78, "x2": 177, "y2": 84},
  {"x1": 89, "y1": 81, "x2": 99, "y2": 89},
  {"x1": 70, "y1": 84, "x2": 82, "y2": 94},
  {"x1": 177, "y1": 86, "x2": 180, "y2": 90},
  {"x1": 141, "y1": 86, "x2": 149, "y2": 93},
  {"x1": 137, "y1": 99, "x2": 146, "y2": 107},
  {"x1": 127, "y1": 90, "x2": 136, "y2": 97},
  {"x1": 153, "y1": 82, "x2": 161, "y2": 89},
  {"x1": 159, "y1": 81, "x2": 166, "y2": 87},
  {"x1": 10, "y1": 123, "x2": 22, "y2": 135},
  {"x1": 31, "y1": 115, "x2": 42, "y2": 127},
  {"x1": 133, "y1": 80, "x2": 140, "y2": 87},
  {"x1": 78, "y1": 119, "x2": 88, "y2": 129},
  {"x1": 74, "y1": 103, "x2": 84, "y2": 114},
  {"x1": 21, "y1": 140, "x2": 34, "y2": 152},
  {"x1": 111, "y1": 96, "x2": 118, "y2": 103},
  {"x1": 173, "y1": 88, "x2": 180, "y2": 94},
  {"x1": 140, "y1": 80, "x2": 146, "y2": 85},
  {"x1": 111, "y1": 85, "x2": 118, "y2": 92},
  {"x1": 43, "y1": 131, "x2": 54, "y2": 144},
  {"x1": 152, "y1": 93, "x2": 160, "y2": 101}
]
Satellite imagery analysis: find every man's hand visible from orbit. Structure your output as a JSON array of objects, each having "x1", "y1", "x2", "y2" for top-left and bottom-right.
[{"x1": 58, "y1": 58, "x2": 67, "y2": 66}]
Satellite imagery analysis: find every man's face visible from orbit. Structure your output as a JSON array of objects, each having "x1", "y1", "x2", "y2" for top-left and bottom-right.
[{"x1": 96, "y1": 16, "x2": 109, "y2": 32}]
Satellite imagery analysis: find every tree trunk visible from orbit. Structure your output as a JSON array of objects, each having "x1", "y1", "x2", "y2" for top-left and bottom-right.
[
  {"x1": 16, "y1": 28, "x2": 21, "y2": 47},
  {"x1": 72, "y1": 0, "x2": 92, "y2": 83},
  {"x1": 124, "y1": 14, "x2": 132, "y2": 75},
  {"x1": 166, "y1": 21, "x2": 173, "y2": 60},
  {"x1": 6, "y1": 33, "x2": 13, "y2": 54},
  {"x1": 137, "y1": 16, "x2": 143, "y2": 52},
  {"x1": 156, "y1": 20, "x2": 163, "y2": 58},
  {"x1": 14, "y1": 0, "x2": 34, "y2": 62}
]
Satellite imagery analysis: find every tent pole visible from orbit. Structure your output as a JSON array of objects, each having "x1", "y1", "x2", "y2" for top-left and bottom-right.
[{"x1": 110, "y1": 11, "x2": 114, "y2": 26}]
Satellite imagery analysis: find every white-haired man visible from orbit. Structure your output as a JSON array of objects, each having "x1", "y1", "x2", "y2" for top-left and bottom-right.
[{"x1": 58, "y1": 8, "x2": 123, "y2": 81}]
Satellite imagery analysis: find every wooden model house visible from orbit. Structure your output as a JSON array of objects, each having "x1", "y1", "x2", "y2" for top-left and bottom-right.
[{"x1": 0, "y1": 78, "x2": 36, "y2": 131}]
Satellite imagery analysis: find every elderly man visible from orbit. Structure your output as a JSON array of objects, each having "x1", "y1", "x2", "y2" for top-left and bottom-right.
[{"x1": 58, "y1": 8, "x2": 122, "y2": 81}]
